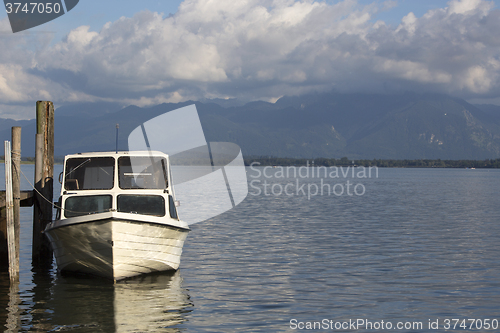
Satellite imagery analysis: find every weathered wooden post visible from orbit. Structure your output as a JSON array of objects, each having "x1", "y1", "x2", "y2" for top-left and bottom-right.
[
  {"x1": 12, "y1": 127, "x2": 21, "y2": 267},
  {"x1": 4, "y1": 141, "x2": 19, "y2": 279},
  {"x1": 32, "y1": 101, "x2": 54, "y2": 268}
]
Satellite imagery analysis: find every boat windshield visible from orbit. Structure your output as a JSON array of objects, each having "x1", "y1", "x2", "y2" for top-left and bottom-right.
[
  {"x1": 117, "y1": 195, "x2": 165, "y2": 216},
  {"x1": 64, "y1": 195, "x2": 112, "y2": 218},
  {"x1": 118, "y1": 156, "x2": 168, "y2": 189},
  {"x1": 64, "y1": 157, "x2": 115, "y2": 190}
]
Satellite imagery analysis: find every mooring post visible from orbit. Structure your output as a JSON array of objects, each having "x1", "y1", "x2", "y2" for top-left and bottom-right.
[
  {"x1": 4, "y1": 141, "x2": 19, "y2": 279},
  {"x1": 12, "y1": 127, "x2": 21, "y2": 268},
  {"x1": 32, "y1": 101, "x2": 54, "y2": 268},
  {"x1": 33, "y1": 134, "x2": 44, "y2": 266}
]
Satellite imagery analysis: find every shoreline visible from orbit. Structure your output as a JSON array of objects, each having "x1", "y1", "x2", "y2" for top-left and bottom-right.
[{"x1": 244, "y1": 157, "x2": 500, "y2": 168}]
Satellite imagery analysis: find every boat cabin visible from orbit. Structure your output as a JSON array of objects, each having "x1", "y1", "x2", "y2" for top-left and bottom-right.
[{"x1": 57, "y1": 151, "x2": 179, "y2": 221}]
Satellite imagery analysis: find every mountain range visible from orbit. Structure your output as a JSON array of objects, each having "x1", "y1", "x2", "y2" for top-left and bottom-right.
[{"x1": 1, "y1": 92, "x2": 500, "y2": 159}]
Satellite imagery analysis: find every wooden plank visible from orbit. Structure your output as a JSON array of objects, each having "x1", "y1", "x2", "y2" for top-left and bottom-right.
[{"x1": 1, "y1": 190, "x2": 34, "y2": 207}]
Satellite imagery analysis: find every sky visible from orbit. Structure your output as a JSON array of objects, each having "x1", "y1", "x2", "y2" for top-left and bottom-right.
[{"x1": 1, "y1": 0, "x2": 500, "y2": 119}]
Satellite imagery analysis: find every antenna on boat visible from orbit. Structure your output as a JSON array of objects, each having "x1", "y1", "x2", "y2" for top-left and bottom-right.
[{"x1": 115, "y1": 124, "x2": 119, "y2": 153}]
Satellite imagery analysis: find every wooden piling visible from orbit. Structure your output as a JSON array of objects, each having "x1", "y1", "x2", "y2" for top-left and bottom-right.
[
  {"x1": 4, "y1": 141, "x2": 18, "y2": 279},
  {"x1": 1, "y1": 127, "x2": 33, "y2": 270},
  {"x1": 32, "y1": 101, "x2": 54, "y2": 268},
  {"x1": 11, "y1": 127, "x2": 21, "y2": 269},
  {"x1": 33, "y1": 134, "x2": 43, "y2": 266}
]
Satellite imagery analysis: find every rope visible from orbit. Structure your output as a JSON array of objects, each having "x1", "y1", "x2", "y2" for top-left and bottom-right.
[
  {"x1": 16, "y1": 164, "x2": 110, "y2": 215},
  {"x1": 11, "y1": 150, "x2": 21, "y2": 160}
]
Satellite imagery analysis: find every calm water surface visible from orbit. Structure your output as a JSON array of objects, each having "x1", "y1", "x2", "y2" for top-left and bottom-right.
[{"x1": 1, "y1": 165, "x2": 500, "y2": 332}]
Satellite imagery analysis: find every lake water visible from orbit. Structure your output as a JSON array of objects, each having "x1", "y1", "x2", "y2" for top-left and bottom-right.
[{"x1": 1, "y1": 165, "x2": 500, "y2": 332}]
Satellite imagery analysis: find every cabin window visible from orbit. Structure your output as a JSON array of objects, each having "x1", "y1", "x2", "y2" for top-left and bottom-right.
[
  {"x1": 168, "y1": 195, "x2": 178, "y2": 219},
  {"x1": 117, "y1": 195, "x2": 165, "y2": 216},
  {"x1": 118, "y1": 156, "x2": 168, "y2": 189},
  {"x1": 64, "y1": 157, "x2": 115, "y2": 190},
  {"x1": 64, "y1": 195, "x2": 112, "y2": 218}
]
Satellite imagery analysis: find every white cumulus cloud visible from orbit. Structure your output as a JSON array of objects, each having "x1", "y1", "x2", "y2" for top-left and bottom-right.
[{"x1": 1, "y1": 0, "x2": 500, "y2": 118}]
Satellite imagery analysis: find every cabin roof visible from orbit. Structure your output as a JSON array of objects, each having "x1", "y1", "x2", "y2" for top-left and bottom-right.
[{"x1": 64, "y1": 151, "x2": 168, "y2": 159}]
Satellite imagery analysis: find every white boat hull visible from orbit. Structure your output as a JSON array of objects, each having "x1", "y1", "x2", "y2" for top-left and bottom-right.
[{"x1": 45, "y1": 218, "x2": 189, "y2": 281}]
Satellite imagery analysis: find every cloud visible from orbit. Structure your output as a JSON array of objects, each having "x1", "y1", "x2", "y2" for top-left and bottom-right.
[
  {"x1": 448, "y1": 0, "x2": 492, "y2": 15},
  {"x1": 1, "y1": 0, "x2": 500, "y2": 118}
]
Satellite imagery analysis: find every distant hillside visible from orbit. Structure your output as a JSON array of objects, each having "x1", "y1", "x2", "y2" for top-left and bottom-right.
[{"x1": 1, "y1": 92, "x2": 500, "y2": 159}]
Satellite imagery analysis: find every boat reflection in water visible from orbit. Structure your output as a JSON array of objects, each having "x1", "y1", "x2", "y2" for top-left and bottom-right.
[
  {"x1": 15, "y1": 270, "x2": 192, "y2": 332},
  {"x1": 113, "y1": 271, "x2": 192, "y2": 332}
]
